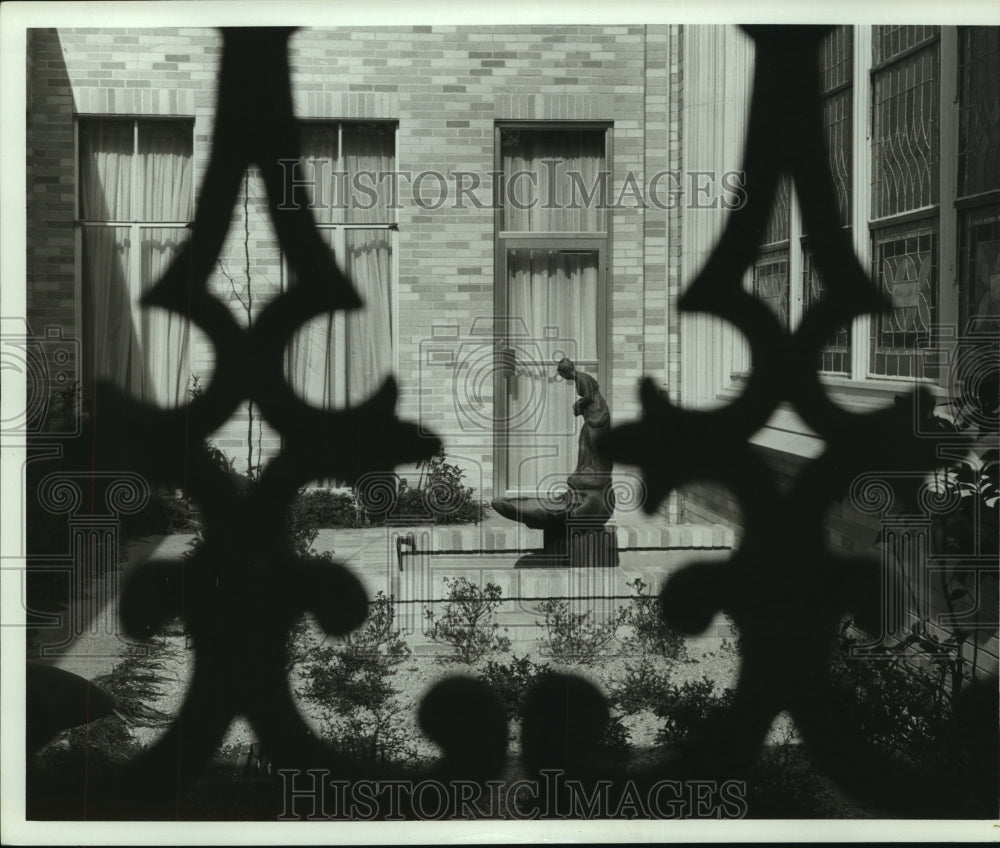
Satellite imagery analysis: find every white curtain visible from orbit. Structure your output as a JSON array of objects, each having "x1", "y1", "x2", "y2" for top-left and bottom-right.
[
  {"x1": 82, "y1": 227, "x2": 136, "y2": 393},
  {"x1": 345, "y1": 229, "x2": 393, "y2": 404},
  {"x1": 299, "y1": 124, "x2": 339, "y2": 224},
  {"x1": 342, "y1": 123, "x2": 395, "y2": 224},
  {"x1": 298, "y1": 122, "x2": 395, "y2": 224},
  {"x1": 138, "y1": 121, "x2": 193, "y2": 222},
  {"x1": 286, "y1": 230, "x2": 345, "y2": 408},
  {"x1": 505, "y1": 249, "x2": 599, "y2": 491},
  {"x1": 140, "y1": 229, "x2": 190, "y2": 405},
  {"x1": 79, "y1": 120, "x2": 133, "y2": 222},
  {"x1": 80, "y1": 119, "x2": 192, "y2": 407},
  {"x1": 287, "y1": 124, "x2": 395, "y2": 409},
  {"x1": 502, "y1": 129, "x2": 606, "y2": 233}
]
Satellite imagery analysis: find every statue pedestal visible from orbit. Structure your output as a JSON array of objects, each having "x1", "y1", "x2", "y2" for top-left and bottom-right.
[
  {"x1": 511, "y1": 518, "x2": 619, "y2": 569},
  {"x1": 491, "y1": 468, "x2": 617, "y2": 569}
]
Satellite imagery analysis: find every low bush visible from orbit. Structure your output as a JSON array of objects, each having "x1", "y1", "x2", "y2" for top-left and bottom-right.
[
  {"x1": 424, "y1": 577, "x2": 511, "y2": 663},
  {"x1": 828, "y1": 622, "x2": 954, "y2": 770},
  {"x1": 357, "y1": 449, "x2": 486, "y2": 526},
  {"x1": 298, "y1": 592, "x2": 416, "y2": 765},
  {"x1": 479, "y1": 654, "x2": 555, "y2": 721},
  {"x1": 607, "y1": 654, "x2": 733, "y2": 746},
  {"x1": 534, "y1": 598, "x2": 628, "y2": 664},
  {"x1": 292, "y1": 489, "x2": 361, "y2": 530},
  {"x1": 620, "y1": 577, "x2": 688, "y2": 661}
]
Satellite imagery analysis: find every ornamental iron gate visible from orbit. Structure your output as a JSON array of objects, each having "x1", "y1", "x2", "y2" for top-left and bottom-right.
[{"x1": 22, "y1": 26, "x2": 999, "y2": 820}]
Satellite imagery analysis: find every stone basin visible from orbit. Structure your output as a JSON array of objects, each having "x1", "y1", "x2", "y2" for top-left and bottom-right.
[{"x1": 490, "y1": 485, "x2": 618, "y2": 567}]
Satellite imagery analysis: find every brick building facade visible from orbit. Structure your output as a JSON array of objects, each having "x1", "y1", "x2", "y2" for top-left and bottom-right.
[{"x1": 26, "y1": 25, "x2": 689, "y2": 501}]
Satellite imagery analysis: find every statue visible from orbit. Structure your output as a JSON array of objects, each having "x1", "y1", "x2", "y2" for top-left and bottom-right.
[{"x1": 491, "y1": 357, "x2": 618, "y2": 567}]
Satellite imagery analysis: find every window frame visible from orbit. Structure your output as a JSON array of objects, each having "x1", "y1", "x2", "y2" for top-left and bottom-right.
[
  {"x1": 280, "y1": 119, "x2": 400, "y2": 409},
  {"x1": 955, "y1": 26, "x2": 1000, "y2": 329},
  {"x1": 771, "y1": 26, "x2": 964, "y2": 395},
  {"x1": 800, "y1": 26, "x2": 854, "y2": 375},
  {"x1": 867, "y1": 25, "x2": 943, "y2": 380},
  {"x1": 752, "y1": 172, "x2": 793, "y2": 331},
  {"x1": 493, "y1": 120, "x2": 612, "y2": 496},
  {"x1": 74, "y1": 115, "x2": 195, "y2": 399}
]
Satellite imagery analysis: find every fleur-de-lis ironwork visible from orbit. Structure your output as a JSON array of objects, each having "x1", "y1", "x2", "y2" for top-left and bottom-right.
[{"x1": 28, "y1": 24, "x2": 998, "y2": 821}]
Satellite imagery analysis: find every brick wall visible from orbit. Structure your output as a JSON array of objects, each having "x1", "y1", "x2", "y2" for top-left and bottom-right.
[{"x1": 26, "y1": 24, "x2": 675, "y2": 496}]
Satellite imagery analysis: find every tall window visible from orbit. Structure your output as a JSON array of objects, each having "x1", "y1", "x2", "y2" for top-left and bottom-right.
[
  {"x1": 870, "y1": 26, "x2": 941, "y2": 379},
  {"x1": 284, "y1": 122, "x2": 396, "y2": 409},
  {"x1": 754, "y1": 175, "x2": 791, "y2": 329},
  {"x1": 495, "y1": 125, "x2": 609, "y2": 493},
  {"x1": 957, "y1": 27, "x2": 1000, "y2": 327},
  {"x1": 802, "y1": 25, "x2": 853, "y2": 374},
  {"x1": 78, "y1": 118, "x2": 193, "y2": 406}
]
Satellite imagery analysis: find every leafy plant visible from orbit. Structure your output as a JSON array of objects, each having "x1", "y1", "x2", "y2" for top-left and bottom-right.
[
  {"x1": 293, "y1": 489, "x2": 360, "y2": 529},
  {"x1": 424, "y1": 577, "x2": 511, "y2": 663},
  {"x1": 607, "y1": 655, "x2": 733, "y2": 746},
  {"x1": 620, "y1": 577, "x2": 688, "y2": 661},
  {"x1": 653, "y1": 676, "x2": 734, "y2": 743},
  {"x1": 606, "y1": 655, "x2": 673, "y2": 717},
  {"x1": 829, "y1": 621, "x2": 953, "y2": 769},
  {"x1": 478, "y1": 654, "x2": 555, "y2": 721},
  {"x1": 298, "y1": 592, "x2": 415, "y2": 765},
  {"x1": 357, "y1": 447, "x2": 486, "y2": 526},
  {"x1": 48, "y1": 379, "x2": 82, "y2": 433},
  {"x1": 534, "y1": 597, "x2": 628, "y2": 663},
  {"x1": 869, "y1": 374, "x2": 1000, "y2": 717}
]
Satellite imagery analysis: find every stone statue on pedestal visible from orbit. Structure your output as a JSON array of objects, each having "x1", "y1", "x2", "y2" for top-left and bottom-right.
[{"x1": 491, "y1": 357, "x2": 618, "y2": 567}]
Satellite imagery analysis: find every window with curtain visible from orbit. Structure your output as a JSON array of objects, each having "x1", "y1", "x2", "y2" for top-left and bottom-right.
[
  {"x1": 497, "y1": 126, "x2": 608, "y2": 493},
  {"x1": 870, "y1": 26, "x2": 941, "y2": 379},
  {"x1": 284, "y1": 122, "x2": 396, "y2": 409},
  {"x1": 78, "y1": 118, "x2": 194, "y2": 407},
  {"x1": 500, "y1": 128, "x2": 608, "y2": 233}
]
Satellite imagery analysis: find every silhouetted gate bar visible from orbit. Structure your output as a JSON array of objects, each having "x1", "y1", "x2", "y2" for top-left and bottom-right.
[{"x1": 25, "y1": 25, "x2": 998, "y2": 821}]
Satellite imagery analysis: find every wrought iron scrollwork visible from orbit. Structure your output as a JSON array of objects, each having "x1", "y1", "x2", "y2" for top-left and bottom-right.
[{"x1": 27, "y1": 25, "x2": 998, "y2": 820}]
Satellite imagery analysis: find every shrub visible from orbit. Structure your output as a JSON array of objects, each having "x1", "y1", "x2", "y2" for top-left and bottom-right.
[
  {"x1": 654, "y1": 676, "x2": 734, "y2": 743},
  {"x1": 828, "y1": 622, "x2": 953, "y2": 769},
  {"x1": 292, "y1": 489, "x2": 360, "y2": 530},
  {"x1": 607, "y1": 656, "x2": 733, "y2": 745},
  {"x1": 534, "y1": 598, "x2": 628, "y2": 664},
  {"x1": 409, "y1": 449, "x2": 484, "y2": 525},
  {"x1": 479, "y1": 654, "x2": 555, "y2": 721},
  {"x1": 357, "y1": 448, "x2": 486, "y2": 526},
  {"x1": 621, "y1": 577, "x2": 687, "y2": 661},
  {"x1": 34, "y1": 642, "x2": 173, "y2": 775},
  {"x1": 606, "y1": 656, "x2": 673, "y2": 717},
  {"x1": 424, "y1": 577, "x2": 511, "y2": 663},
  {"x1": 298, "y1": 592, "x2": 415, "y2": 765}
]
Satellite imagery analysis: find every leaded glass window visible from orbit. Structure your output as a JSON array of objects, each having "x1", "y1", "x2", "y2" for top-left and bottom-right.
[
  {"x1": 870, "y1": 26, "x2": 940, "y2": 379},
  {"x1": 754, "y1": 174, "x2": 791, "y2": 328},
  {"x1": 803, "y1": 26, "x2": 853, "y2": 373},
  {"x1": 871, "y1": 27, "x2": 940, "y2": 219},
  {"x1": 960, "y1": 207, "x2": 1000, "y2": 326},
  {"x1": 821, "y1": 25, "x2": 853, "y2": 226},
  {"x1": 958, "y1": 27, "x2": 1000, "y2": 197},
  {"x1": 871, "y1": 225, "x2": 938, "y2": 379}
]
